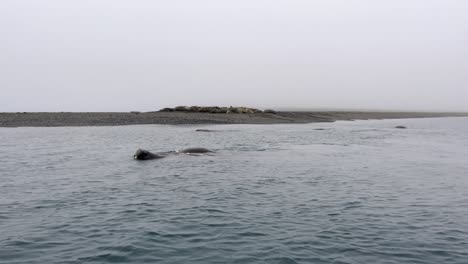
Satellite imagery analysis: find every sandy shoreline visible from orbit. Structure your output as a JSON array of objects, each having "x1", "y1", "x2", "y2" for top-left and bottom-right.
[{"x1": 0, "y1": 111, "x2": 467, "y2": 127}]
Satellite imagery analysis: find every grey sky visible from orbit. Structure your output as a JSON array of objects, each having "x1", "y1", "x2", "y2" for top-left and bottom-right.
[{"x1": 1, "y1": 0, "x2": 467, "y2": 112}]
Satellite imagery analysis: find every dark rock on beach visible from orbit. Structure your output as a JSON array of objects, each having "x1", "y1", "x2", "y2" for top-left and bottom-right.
[
  {"x1": 263, "y1": 109, "x2": 277, "y2": 114},
  {"x1": 159, "y1": 108, "x2": 174, "y2": 112},
  {"x1": 174, "y1": 106, "x2": 190, "y2": 112}
]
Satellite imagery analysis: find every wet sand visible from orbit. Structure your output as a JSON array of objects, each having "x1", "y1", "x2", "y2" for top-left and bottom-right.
[{"x1": 1, "y1": 111, "x2": 467, "y2": 127}]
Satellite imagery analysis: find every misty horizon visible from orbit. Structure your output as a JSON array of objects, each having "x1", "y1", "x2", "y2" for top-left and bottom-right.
[{"x1": 1, "y1": 1, "x2": 467, "y2": 112}]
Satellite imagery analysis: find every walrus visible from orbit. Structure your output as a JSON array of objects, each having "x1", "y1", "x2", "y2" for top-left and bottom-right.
[
  {"x1": 133, "y1": 148, "x2": 213, "y2": 160},
  {"x1": 195, "y1": 129, "x2": 218, "y2": 132},
  {"x1": 133, "y1": 149, "x2": 166, "y2": 160},
  {"x1": 177, "y1": 147, "x2": 213, "y2": 154}
]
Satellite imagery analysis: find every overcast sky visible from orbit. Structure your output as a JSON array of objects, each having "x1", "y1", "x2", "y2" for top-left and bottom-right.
[{"x1": 1, "y1": 0, "x2": 467, "y2": 112}]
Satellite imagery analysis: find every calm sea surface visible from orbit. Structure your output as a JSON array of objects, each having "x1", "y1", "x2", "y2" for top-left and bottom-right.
[{"x1": 1, "y1": 117, "x2": 468, "y2": 264}]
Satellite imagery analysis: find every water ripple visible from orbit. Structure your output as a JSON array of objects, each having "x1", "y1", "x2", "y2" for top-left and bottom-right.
[{"x1": 1, "y1": 119, "x2": 468, "y2": 263}]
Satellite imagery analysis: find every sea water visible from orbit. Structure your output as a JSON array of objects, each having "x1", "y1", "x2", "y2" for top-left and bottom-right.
[{"x1": 1, "y1": 117, "x2": 467, "y2": 264}]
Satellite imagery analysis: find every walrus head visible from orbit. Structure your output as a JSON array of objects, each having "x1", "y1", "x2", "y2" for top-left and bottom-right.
[{"x1": 134, "y1": 149, "x2": 152, "y2": 160}]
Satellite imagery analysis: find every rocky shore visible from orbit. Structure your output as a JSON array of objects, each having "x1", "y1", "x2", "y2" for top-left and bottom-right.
[{"x1": 1, "y1": 109, "x2": 467, "y2": 127}]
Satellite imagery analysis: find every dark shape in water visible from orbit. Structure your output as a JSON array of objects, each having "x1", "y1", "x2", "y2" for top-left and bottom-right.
[
  {"x1": 395, "y1": 125, "x2": 407, "y2": 129},
  {"x1": 133, "y1": 148, "x2": 213, "y2": 160},
  {"x1": 134, "y1": 149, "x2": 165, "y2": 160},
  {"x1": 195, "y1": 129, "x2": 218, "y2": 132},
  {"x1": 178, "y1": 147, "x2": 214, "y2": 154}
]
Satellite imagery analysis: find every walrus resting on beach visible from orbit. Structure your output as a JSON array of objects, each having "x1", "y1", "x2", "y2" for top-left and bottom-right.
[{"x1": 133, "y1": 148, "x2": 213, "y2": 160}]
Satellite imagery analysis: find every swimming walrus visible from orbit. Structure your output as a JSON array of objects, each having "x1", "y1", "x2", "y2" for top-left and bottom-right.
[
  {"x1": 133, "y1": 148, "x2": 213, "y2": 160},
  {"x1": 195, "y1": 129, "x2": 218, "y2": 132}
]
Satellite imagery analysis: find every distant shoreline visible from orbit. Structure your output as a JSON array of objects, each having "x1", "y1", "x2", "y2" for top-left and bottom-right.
[{"x1": 1, "y1": 111, "x2": 467, "y2": 127}]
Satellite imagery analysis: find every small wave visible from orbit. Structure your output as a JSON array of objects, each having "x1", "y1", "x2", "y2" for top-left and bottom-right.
[{"x1": 78, "y1": 253, "x2": 130, "y2": 263}]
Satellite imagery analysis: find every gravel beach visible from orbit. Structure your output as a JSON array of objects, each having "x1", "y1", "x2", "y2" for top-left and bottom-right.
[{"x1": 1, "y1": 111, "x2": 467, "y2": 127}]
